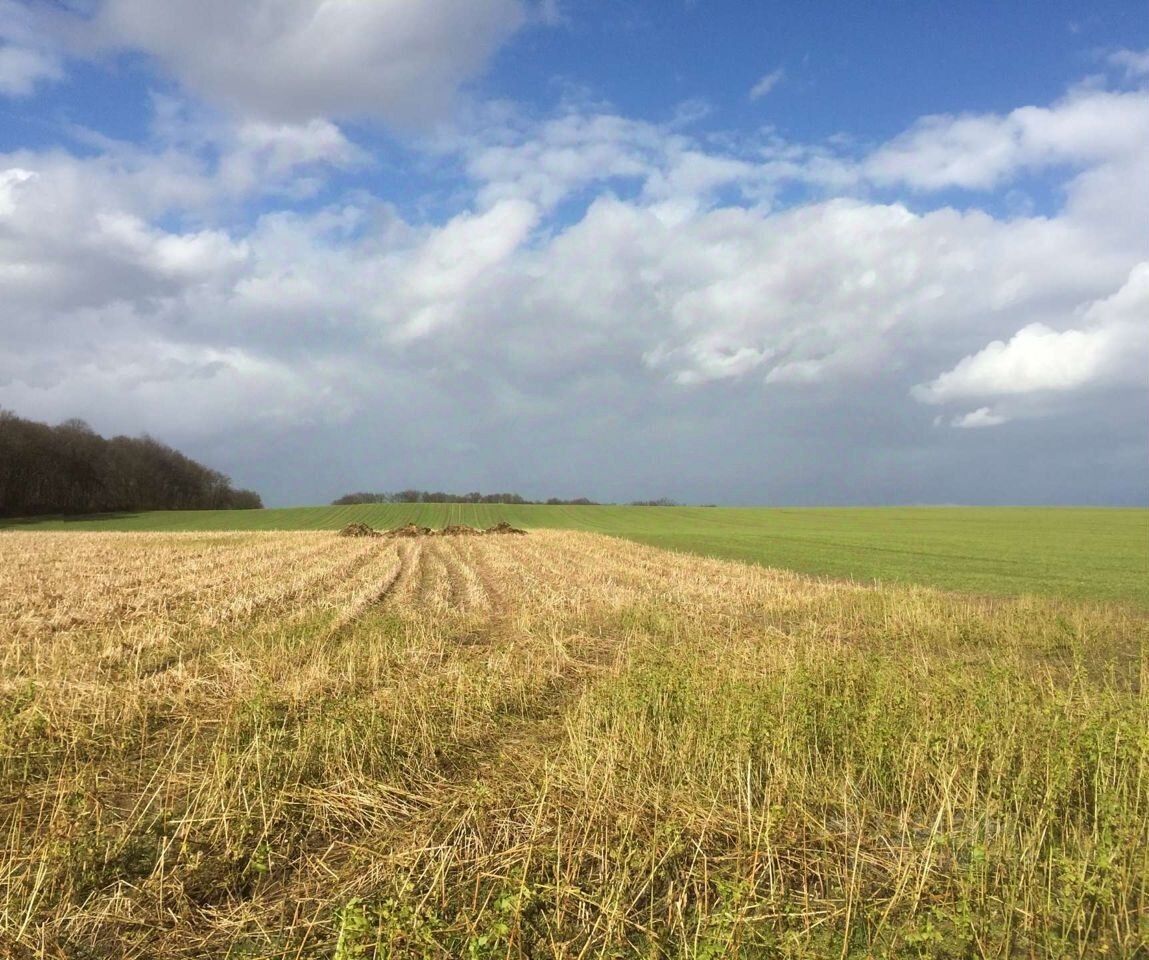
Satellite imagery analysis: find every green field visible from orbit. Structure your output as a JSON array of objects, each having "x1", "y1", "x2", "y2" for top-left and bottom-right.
[{"x1": 5, "y1": 504, "x2": 1146, "y2": 607}]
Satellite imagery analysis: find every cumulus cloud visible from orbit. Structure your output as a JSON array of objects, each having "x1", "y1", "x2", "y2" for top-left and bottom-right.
[
  {"x1": 218, "y1": 118, "x2": 368, "y2": 196},
  {"x1": 90, "y1": 0, "x2": 533, "y2": 124},
  {"x1": 1, "y1": 65, "x2": 1147, "y2": 502},
  {"x1": 865, "y1": 87, "x2": 1149, "y2": 191},
  {"x1": 388, "y1": 198, "x2": 540, "y2": 340},
  {"x1": 453, "y1": 106, "x2": 839, "y2": 217},
  {"x1": 455, "y1": 84, "x2": 1149, "y2": 230},
  {"x1": 460, "y1": 111, "x2": 675, "y2": 209},
  {"x1": 3, "y1": 90, "x2": 1145, "y2": 417},
  {"x1": 0, "y1": 151, "x2": 254, "y2": 319},
  {"x1": 914, "y1": 324, "x2": 1120, "y2": 402},
  {"x1": 915, "y1": 264, "x2": 1149, "y2": 407}
]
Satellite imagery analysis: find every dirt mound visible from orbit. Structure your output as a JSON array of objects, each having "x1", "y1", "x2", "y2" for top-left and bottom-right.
[
  {"x1": 385, "y1": 523, "x2": 433, "y2": 538},
  {"x1": 363, "y1": 521, "x2": 527, "y2": 538},
  {"x1": 338, "y1": 522, "x2": 379, "y2": 538},
  {"x1": 439, "y1": 524, "x2": 482, "y2": 536},
  {"x1": 485, "y1": 521, "x2": 527, "y2": 535}
]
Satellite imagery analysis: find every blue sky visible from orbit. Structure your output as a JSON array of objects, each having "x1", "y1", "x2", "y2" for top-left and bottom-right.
[
  {"x1": 490, "y1": 2, "x2": 1141, "y2": 135},
  {"x1": 1, "y1": 1, "x2": 1147, "y2": 505}
]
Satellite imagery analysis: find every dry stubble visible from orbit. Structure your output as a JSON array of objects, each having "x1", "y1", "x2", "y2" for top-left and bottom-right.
[{"x1": 0, "y1": 530, "x2": 1145, "y2": 958}]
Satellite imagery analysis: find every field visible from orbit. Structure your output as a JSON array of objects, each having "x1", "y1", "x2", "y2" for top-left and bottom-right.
[
  {"x1": 1, "y1": 530, "x2": 1146, "y2": 958},
  {"x1": 4, "y1": 505, "x2": 1147, "y2": 607}
]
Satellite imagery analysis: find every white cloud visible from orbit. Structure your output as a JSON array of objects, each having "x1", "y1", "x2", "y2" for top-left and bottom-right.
[
  {"x1": 0, "y1": 0, "x2": 80, "y2": 95},
  {"x1": 4, "y1": 94, "x2": 1143, "y2": 437},
  {"x1": 92, "y1": 0, "x2": 532, "y2": 124},
  {"x1": 0, "y1": 68, "x2": 1147, "y2": 500},
  {"x1": 94, "y1": 211, "x2": 250, "y2": 281},
  {"x1": 0, "y1": 44, "x2": 61, "y2": 96},
  {"x1": 865, "y1": 87, "x2": 1149, "y2": 190},
  {"x1": 749, "y1": 67, "x2": 784, "y2": 101},
  {"x1": 461, "y1": 111, "x2": 671, "y2": 209},
  {"x1": 1109, "y1": 48, "x2": 1149, "y2": 77},
  {"x1": 457, "y1": 85, "x2": 1149, "y2": 230},
  {"x1": 0, "y1": 166, "x2": 35, "y2": 214},
  {"x1": 456, "y1": 107, "x2": 808, "y2": 217},
  {"x1": 622, "y1": 195, "x2": 1131, "y2": 390},
  {"x1": 914, "y1": 323, "x2": 1120, "y2": 402},
  {"x1": 951, "y1": 407, "x2": 1007, "y2": 429},
  {"x1": 218, "y1": 118, "x2": 367, "y2": 195},
  {"x1": 915, "y1": 263, "x2": 1149, "y2": 406},
  {"x1": 389, "y1": 198, "x2": 539, "y2": 340},
  {"x1": 1, "y1": 102, "x2": 367, "y2": 237}
]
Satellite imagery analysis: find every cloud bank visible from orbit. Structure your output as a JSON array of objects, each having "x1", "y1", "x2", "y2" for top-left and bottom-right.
[{"x1": 0, "y1": 8, "x2": 1145, "y2": 504}]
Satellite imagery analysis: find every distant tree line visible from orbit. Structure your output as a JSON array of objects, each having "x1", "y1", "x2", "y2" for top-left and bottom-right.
[
  {"x1": 332, "y1": 491, "x2": 600, "y2": 506},
  {"x1": 332, "y1": 491, "x2": 685, "y2": 507},
  {"x1": 0, "y1": 410, "x2": 263, "y2": 518}
]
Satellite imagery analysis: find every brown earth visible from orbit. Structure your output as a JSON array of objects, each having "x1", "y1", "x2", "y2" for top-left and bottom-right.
[
  {"x1": 337, "y1": 522, "x2": 379, "y2": 538},
  {"x1": 440, "y1": 524, "x2": 482, "y2": 536},
  {"x1": 484, "y1": 521, "x2": 527, "y2": 535},
  {"x1": 341, "y1": 522, "x2": 529, "y2": 538},
  {"x1": 385, "y1": 522, "x2": 432, "y2": 538}
]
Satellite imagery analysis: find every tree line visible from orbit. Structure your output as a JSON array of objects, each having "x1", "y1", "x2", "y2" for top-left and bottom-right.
[
  {"x1": 332, "y1": 491, "x2": 682, "y2": 506},
  {"x1": 332, "y1": 491, "x2": 600, "y2": 506},
  {"x1": 0, "y1": 410, "x2": 262, "y2": 518}
]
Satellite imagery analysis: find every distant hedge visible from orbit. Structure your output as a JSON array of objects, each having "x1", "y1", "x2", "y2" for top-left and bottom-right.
[
  {"x1": 333, "y1": 491, "x2": 599, "y2": 506},
  {"x1": 0, "y1": 410, "x2": 262, "y2": 517}
]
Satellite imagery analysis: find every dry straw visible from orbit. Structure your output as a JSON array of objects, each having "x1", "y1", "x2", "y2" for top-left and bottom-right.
[{"x1": 0, "y1": 530, "x2": 1145, "y2": 957}]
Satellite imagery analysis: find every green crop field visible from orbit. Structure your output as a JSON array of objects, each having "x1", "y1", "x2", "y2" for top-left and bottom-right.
[{"x1": 5, "y1": 504, "x2": 1146, "y2": 607}]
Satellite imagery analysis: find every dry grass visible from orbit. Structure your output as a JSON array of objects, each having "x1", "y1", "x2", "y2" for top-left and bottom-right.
[{"x1": 0, "y1": 530, "x2": 1145, "y2": 958}]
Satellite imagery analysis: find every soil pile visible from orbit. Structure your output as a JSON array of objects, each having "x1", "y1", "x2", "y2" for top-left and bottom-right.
[
  {"x1": 386, "y1": 523, "x2": 433, "y2": 538},
  {"x1": 338, "y1": 522, "x2": 380, "y2": 538},
  {"x1": 485, "y1": 521, "x2": 527, "y2": 535},
  {"x1": 340, "y1": 521, "x2": 528, "y2": 538}
]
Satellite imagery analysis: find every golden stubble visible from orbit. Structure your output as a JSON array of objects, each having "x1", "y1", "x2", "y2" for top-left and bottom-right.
[{"x1": 0, "y1": 529, "x2": 1144, "y2": 958}]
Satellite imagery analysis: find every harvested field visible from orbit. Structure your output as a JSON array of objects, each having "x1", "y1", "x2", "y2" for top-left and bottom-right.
[
  {"x1": 0, "y1": 531, "x2": 1146, "y2": 958},
  {"x1": 11, "y1": 506, "x2": 1147, "y2": 608}
]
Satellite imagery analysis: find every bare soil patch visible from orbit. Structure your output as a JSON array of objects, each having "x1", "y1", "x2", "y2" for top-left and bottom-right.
[
  {"x1": 484, "y1": 521, "x2": 526, "y2": 535},
  {"x1": 339, "y1": 522, "x2": 528, "y2": 539},
  {"x1": 440, "y1": 524, "x2": 482, "y2": 536},
  {"x1": 337, "y1": 521, "x2": 379, "y2": 538}
]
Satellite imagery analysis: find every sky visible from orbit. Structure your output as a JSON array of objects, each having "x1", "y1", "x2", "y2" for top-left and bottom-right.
[{"x1": 1, "y1": 1, "x2": 1147, "y2": 507}]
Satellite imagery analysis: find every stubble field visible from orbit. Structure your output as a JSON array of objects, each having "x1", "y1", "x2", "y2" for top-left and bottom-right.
[
  {"x1": 6, "y1": 506, "x2": 1145, "y2": 608},
  {"x1": 1, "y1": 530, "x2": 1146, "y2": 958}
]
